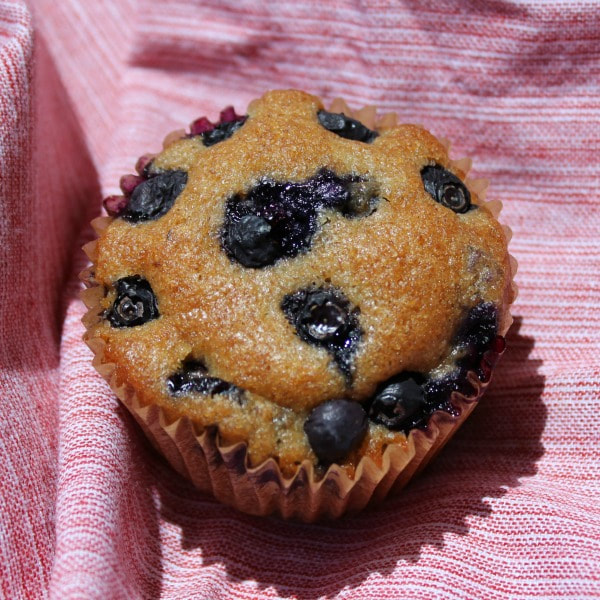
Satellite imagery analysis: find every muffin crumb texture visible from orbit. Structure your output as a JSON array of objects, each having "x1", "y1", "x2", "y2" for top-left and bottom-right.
[{"x1": 85, "y1": 90, "x2": 511, "y2": 478}]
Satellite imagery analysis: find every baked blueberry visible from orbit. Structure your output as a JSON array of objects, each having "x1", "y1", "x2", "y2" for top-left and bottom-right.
[
  {"x1": 369, "y1": 373, "x2": 428, "y2": 431},
  {"x1": 221, "y1": 169, "x2": 379, "y2": 268},
  {"x1": 342, "y1": 180, "x2": 380, "y2": 217},
  {"x1": 421, "y1": 164, "x2": 471, "y2": 213},
  {"x1": 455, "y1": 301, "x2": 498, "y2": 360},
  {"x1": 225, "y1": 214, "x2": 281, "y2": 268},
  {"x1": 122, "y1": 170, "x2": 187, "y2": 222},
  {"x1": 301, "y1": 296, "x2": 347, "y2": 341},
  {"x1": 189, "y1": 106, "x2": 247, "y2": 146},
  {"x1": 107, "y1": 276, "x2": 159, "y2": 328},
  {"x1": 317, "y1": 110, "x2": 378, "y2": 144},
  {"x1": 167, "y1": 359, "x2": 240, "y2": 398},
  {"x1": 202, "y1": 117, "x2": 246, "y2": 147},
  {"x1": 304, "y1": 399, "x2": 368, "y2": 464},
  {"x1": 296, "y1": 291, "x2": 349, "y2": 341},
  {"x1": 281, "y1": 287, "x2": 361, "y2": 380}
]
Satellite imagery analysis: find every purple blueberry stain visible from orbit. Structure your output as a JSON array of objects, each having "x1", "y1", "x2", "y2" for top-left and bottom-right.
[
  {"x1": 282, "y1": 287, "x2": 362, "y2": 382},
  {"x1": 424, "y1": 303, "x2": 499, "y2": 411},
  {"x1": 221, "y1": 169, "x2": 380, "y2": 268},
  {"x1": 422, "y1": 367, "x2": 474, "y2": 414},
  {"x1": 455, "y1": 301, "x2": 498, "y2": 359}
]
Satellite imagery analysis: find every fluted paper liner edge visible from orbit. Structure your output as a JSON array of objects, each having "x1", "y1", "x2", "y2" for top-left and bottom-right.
[{"x1": 79, "y1": 98, "x2": 517, "y2": 521}]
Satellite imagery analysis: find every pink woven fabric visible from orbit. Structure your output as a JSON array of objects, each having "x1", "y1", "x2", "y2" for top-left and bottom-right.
[{"x1": 1, "y1": 0, "x2": 599, "y2": 597}]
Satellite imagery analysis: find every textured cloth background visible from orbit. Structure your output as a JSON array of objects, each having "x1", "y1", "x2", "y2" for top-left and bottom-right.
[{"x1": 1, "y1": 0, "x2": 599, "y2": 598}]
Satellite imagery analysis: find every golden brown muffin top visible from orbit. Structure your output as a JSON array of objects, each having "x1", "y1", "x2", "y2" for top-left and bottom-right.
[{"x1": 85, "y1": 90, "x2": 511, "y2": 476}]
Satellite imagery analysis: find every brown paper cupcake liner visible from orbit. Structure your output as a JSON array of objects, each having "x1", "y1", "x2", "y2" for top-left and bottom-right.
[{"x1": 80, "y1": 98, "x2": 517, "y2": 522}]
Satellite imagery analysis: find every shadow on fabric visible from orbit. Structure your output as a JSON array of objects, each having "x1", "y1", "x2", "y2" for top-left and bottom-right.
[{"x1": 152, "y1": 316, "x2": 545, "y2": 599}]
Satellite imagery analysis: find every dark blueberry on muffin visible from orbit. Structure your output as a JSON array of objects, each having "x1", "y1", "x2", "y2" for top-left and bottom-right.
[
  {"x1": 318, "y1": 110, "x2": 378, "y2": 143},
  {"x1": 221, "y1": 169, "x2": 379, "y2": 268},
  {"x1": 281, "y1": 287, "x2": 362, "y2": 381},
  {"x1": 167, "y1": 359, "x2": 240, "y2": 398},
  {"x1": 421, "y1": 164, "x2": 471, "y2": 213},
  {"x1": 189, "y1": 106, "x2": 247, "y2": 146},
  {"x1": 107, "y1": 276, "x2": 159, "y2": 328},
  {"x1": 225, "y1": 214, "x2": 281, "y2": 268},
  {"x1": 369, "y1": 373, "x2": 428, "y2": 432},
  {"x1": 304, "y1": 399, "x2": 368, "y2": 463},
  {"x1": 202, "y1": 118, "x2": 246, "y2": 147},
  {"x1": 122, "y1": 170, "x2": 187, "y2": 222},
  {"x1": 221, "y1": 176, "x2": 316, "y2": 267}
]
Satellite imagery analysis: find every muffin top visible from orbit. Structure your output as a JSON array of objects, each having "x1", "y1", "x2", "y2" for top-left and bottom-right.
[{"x1": 85, "y1": 90, "x2": 511, "y2": 477}]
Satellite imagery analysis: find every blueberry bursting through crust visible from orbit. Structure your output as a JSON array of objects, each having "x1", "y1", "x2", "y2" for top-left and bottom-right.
[
  {"x1": 281, "y1": 287, "x2": 362, "y2": 382},
  {"x1": 421, "y1": 164, "x2": 472, "y2": 214},
  {"x1": 167, "y1": 359, "x2": 243, "y2": 402},
  {"x1": 122, "y1": 170, "x2": 188, "y2": 223},
  {"x1": 317, "y1": 110, "x2": 378, "y2": 143},
  {"x1": 368, "y1": 373, "x2": 429, "y2": 431},
  {"x1": 107, "y1": 276, "x2": 159, "y2": 328},
  {"x1": 221, "y1": 169, "x2": 380, "y2": 268},
  {"x1": 368, "y1": 302, "x2": 500, "y2": 433}
]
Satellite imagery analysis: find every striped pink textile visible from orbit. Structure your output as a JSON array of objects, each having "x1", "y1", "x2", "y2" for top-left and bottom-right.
[{"x1": 1, "y1": 0, "x2": 599, "y2": 597}]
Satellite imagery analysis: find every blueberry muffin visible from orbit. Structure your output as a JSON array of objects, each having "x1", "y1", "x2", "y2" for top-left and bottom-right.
[{"x1": 81, "y1": 90, "x2": 515, "y2": 519}]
